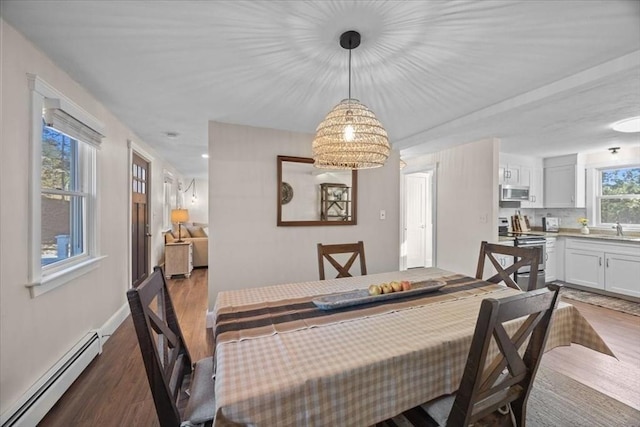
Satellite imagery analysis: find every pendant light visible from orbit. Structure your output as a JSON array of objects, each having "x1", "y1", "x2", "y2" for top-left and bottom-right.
[{"x1": 312, "y1": 31, "x2": 390, "y2": 169}]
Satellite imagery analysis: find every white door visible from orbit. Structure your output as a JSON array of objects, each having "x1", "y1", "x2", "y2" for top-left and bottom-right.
[{"x1": 406, "y1": 173, "x2": 430, "y2": 268}]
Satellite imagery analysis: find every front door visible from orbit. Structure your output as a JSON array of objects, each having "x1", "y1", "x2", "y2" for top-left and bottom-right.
[{"x1": 132, "y1": 152, "x2": 150, "y2": 287}]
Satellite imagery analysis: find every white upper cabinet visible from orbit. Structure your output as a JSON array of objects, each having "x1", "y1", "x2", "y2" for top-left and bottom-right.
[
  {"x1": 499, "y1": 153, "x2": 544, "y2": 207},
  {"x1": 543, "y1": 154, "x2": 585, "y2": 208},
  {"x1": 527, "y1": 166, "x2": 544, "y2": 208},
  {"x1": 499, "y1": 164, "x2": 522, "y2": 185}
]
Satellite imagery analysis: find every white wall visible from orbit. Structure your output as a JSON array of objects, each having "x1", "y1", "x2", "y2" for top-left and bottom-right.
[
  {"x1": 208, "y1": 122, "x2": 400, "y2": 307},
  {"x1": 406, "y1": 138, "x2": 499, "y2": 276},
  {"x1": 0, "y1": 19, "x2": 179, "y2": 415},
  {"x1": 182, "y1": 178, "x2": 209, "y2": 224}
]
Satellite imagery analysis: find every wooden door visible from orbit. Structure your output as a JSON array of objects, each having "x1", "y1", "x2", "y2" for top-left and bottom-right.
[{"x1": 132, "y1": 153, "x2": 150, "y2": 287}]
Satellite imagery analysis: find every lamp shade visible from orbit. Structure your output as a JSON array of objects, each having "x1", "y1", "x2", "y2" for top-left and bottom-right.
[
  {"x1": 312, "y1": 98, "x2": 390, "y2": 169},
  {"x1": 171, "y1": 208, "x2": 189, "y2": 223}
]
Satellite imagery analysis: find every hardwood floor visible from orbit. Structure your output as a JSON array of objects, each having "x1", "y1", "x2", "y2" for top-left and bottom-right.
[
  {"x1": 541, "y1": 298, "x2": 640, "y2": 410},
  {"x1": 39, "y1": 268, "x2": 212, "y2": 427},
  {"x1": 39, "y1": 271, "x2": 639, "y2": 426}
]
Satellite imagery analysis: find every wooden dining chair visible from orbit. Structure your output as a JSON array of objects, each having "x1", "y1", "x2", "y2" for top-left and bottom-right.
[
  {"x1": 422, "y1": 284, "x2": 561, "y2": 427},
  {"x1": 317, "y1": 241, "x2": 367, "y2": 280},
  {"x1": 127, "y1": 266, "x2": 215, "y2": 427},
  {"x1": 476, "y1": 241, "x2": 542, "y2": 291}
]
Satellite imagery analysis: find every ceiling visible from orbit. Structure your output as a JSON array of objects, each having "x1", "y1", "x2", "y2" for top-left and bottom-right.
[{"x1": 3, "y1": 1, "x2": 639, "y2": 178}]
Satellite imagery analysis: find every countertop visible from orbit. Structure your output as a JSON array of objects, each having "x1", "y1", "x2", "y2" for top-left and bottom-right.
[{"x1": 498, "y1": 229, "x2": 640, "y2": 244}]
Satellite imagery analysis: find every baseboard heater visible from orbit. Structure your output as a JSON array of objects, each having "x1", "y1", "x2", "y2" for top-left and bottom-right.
[{"x1": 1, "y1": 331, "x2": 102, "y2": 427}]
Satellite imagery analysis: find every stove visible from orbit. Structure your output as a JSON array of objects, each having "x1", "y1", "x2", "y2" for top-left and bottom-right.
[
  {"x1": 497, "y1": 218, "x2": 546, "y2": 290},
  {"x1": 511, "y1": 234, "x2": 546, "y2": 290}
]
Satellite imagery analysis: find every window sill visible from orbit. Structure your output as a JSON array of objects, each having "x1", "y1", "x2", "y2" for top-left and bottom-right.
[{"x1": 26, "y1": 255, "x2": 107, "y2": 298}]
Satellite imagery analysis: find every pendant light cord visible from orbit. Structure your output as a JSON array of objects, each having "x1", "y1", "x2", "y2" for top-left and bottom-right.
[{"x1": 348, "y1": 47, "x2": 352, "y2": 100}]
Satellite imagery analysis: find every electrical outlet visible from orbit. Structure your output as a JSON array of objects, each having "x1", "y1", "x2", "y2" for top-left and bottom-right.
[{"x1": 379, "y1": 210, "x2": 386, "y2": 220}]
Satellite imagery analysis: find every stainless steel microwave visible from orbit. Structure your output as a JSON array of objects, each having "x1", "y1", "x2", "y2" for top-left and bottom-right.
[{"x1": 499, "y1": 185, "x2": 530, "y2": 202}]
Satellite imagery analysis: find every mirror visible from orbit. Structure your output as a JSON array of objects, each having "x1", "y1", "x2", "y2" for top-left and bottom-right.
[{"x1": 277, "y1": 155, "x2": 358, "y2": 226}]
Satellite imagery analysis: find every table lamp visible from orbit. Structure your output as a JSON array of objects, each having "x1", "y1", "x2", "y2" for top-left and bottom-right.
[{"x1": 171, "y1": 208, "x2": 189, "y2": 243}]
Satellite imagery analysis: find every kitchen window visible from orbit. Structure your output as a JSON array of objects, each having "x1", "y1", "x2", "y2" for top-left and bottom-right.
[
  {"x1": 27, "y1": 75, "x2": 105, "y2": 297},
  {"x1": 596, "y1": 165, "x2": 640, "y2": 227}
]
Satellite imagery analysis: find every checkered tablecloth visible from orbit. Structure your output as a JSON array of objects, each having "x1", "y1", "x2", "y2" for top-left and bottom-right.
[{"x1": 213, "y1": 268, "x2": 614, "y2": 427}]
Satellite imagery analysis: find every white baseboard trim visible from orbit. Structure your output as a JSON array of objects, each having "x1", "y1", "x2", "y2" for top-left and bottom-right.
[
  {"x1": 98, "y1": 302, "x2": 130, "y2": 347},
  {"x1": 206, "y1": 309, "x2": 215, "y2": 329},
  {"x1": 0, "y1": 302, "x2": 130, "y2": 427}
]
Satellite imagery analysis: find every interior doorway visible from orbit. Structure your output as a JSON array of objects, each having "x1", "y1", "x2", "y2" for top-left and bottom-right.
[{"x1": 401, "y1": 164, "x2": 437, "y2": 270}]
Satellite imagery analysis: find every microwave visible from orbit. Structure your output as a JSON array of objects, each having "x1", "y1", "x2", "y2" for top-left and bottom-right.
[{"x1": 499, "y1": 185, "x2": 530, "y2": 202}]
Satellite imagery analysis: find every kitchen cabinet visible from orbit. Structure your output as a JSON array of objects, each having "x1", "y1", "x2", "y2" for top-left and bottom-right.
[
  {"x1": 493, "y1": 240, "x2": 514, "y2": 277},
  {"x1": 499, "y1": 164, "x2": 522, "y2": 185},
  {"x1": 543, "y1": 154, "x2": 585, "y2": 208},
  {"x1": 564, "y1": 238, "x2": 640, "y2": 297},
  {"x1": 545, "y1": 237, "x2": 557, "y2": 283},
  {"x1": 521, "y1": 166, "x2": 543, "y2": 208},
  {"x1": 498, "y1": 154, "x2": 544, "y2": 207}
]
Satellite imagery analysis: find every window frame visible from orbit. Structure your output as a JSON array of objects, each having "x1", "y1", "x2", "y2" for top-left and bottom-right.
[
  {"x1": 163, "y1": 170, "x2": 176, "y2": 230},
  {"x1": 26, "y1": 74, "x2": 106, "y2": 297},
  {"x1": 587, "y1": 161, "x2": 640, "y2": 230}
]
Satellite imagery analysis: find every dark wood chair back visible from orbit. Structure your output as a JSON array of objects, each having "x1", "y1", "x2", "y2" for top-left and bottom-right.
[
  {"x1": 317, "y1": 241, "x2": 367, "y2": 280},
  {"x1": 447, "y1": 284, "x2": 561, "y2": 427},
  {"x1": 127, "y1": 266, "x2": 193, "y2": 427},
  {"x1": 476, "y1": 241, "x2": 541, "y2": 290}
]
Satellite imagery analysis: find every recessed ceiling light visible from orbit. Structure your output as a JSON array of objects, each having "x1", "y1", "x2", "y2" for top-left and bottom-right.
[
  {"x1": 165, "y1": 131, "x2": 179, "y2": 138},
  {"x1": 611, "y1": 116, "x2": 640, "y2": 133},
  {"x1": 201, "y1": 154, "x2": 209, "y2": 159}
]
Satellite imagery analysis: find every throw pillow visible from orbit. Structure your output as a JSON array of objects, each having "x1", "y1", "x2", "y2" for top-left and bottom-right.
[
  {"x1": 172, "y1": 225, "x2": 191, "y2": 239},
  {"x1": 187, "y1": 226, "x2": 207, "y2": 238}
]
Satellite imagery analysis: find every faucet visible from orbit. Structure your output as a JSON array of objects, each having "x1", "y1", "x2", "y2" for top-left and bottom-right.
[{"x1": 613, "y1": 221, "x2": 623, "y2": 236}]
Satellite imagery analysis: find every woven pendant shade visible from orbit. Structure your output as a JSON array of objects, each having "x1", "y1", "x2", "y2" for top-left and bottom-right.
[{"x1": 312, "y1": 98, "x2": 390, "y2": 169}]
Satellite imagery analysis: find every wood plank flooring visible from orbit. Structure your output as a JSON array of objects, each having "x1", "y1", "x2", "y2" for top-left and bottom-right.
[
  {"x1": 39, "y1": 271, "x2": 639, "y2": 426},
  {"x1": 39, "y1": 268, "x2": 212, "y2": 427}
]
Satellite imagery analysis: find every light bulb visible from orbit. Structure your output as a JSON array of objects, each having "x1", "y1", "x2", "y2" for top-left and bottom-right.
[{"x1": 344, "y1": 124, "x2": 355, "y2": 142}]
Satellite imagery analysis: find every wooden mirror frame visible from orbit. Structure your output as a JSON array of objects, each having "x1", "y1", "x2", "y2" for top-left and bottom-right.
[{"x1": 277, "y1": 155, "x2": 358, "y2": 226}]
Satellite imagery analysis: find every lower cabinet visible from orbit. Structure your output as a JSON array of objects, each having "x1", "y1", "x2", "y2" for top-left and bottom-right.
[
  {"x1": 493, "y1": 240, "x2": 514, "y2": 278},
  {"x1": 545, "y1": 237, "x2": 557, "y2": 283},
  {"x1": 564, "y1": 238, "x2": 640, "y2": 297},
  {"x1": 565, "y1": 248, "x2": 604, "y2": 289}
]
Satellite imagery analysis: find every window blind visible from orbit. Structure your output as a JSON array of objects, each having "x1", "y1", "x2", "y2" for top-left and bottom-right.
[{"x1": 44, "y1": 107, "x2": 104, "y2": 148}]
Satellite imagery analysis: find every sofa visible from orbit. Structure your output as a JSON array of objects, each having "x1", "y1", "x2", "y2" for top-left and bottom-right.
[{"x1": 164, "y1": 222, "x2": 208, "y2": 267}]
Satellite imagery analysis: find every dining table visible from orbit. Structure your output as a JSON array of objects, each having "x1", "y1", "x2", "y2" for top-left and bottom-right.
[{"x1": 212, "y1": 267, "x2": 614, "y2": 427}]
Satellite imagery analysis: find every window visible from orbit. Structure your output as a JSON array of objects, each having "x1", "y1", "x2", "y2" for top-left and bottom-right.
[
  {"x1": 27, "y1": 75, "x2": 105, "y2": 297},
  {"x1": 596, "y1": 166, "x2": 640, "y2": 226},
  {"x1": 41, "y1": 124, "x2": 86, "y2": 267}
]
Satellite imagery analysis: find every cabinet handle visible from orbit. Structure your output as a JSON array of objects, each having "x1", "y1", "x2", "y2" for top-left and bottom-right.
[
  {"x1": 599, "y1": 257, "x2": 602, "y2": 266},
  {"x1": 606, "y1": 258, "x2": 609, "y2": 268},
  {"x1": 545, "y1": 253, "x2": 548, "y2": 261}
]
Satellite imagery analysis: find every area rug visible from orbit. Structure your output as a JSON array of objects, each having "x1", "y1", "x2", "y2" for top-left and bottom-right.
[
  {"x1": 560, "y1": 286, "x2": 640, "y2": 317},
  {"x1": 378, "y1": 366, "x2": 640, "y2": 426}
]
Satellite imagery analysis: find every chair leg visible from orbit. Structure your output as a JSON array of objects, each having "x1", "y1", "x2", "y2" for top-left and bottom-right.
[{"x1": 510, "y1": 398, "x2": 526, "y2": 427}]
